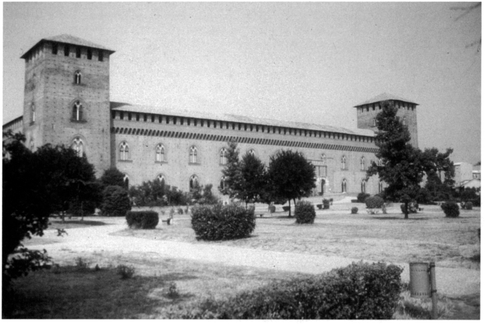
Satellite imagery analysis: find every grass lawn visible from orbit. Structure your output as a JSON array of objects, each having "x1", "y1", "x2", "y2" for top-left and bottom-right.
[
  {"x1": 4, "y1": 202, "x2": 480, "y2": 319},
  {"x1": 117, "y1": 203, "x2": 481, "y2": 269}
]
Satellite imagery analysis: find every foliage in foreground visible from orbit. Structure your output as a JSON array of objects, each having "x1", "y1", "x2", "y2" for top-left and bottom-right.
[
  {"x1": 191, "y1": 204, "x2": 256, "y2": 241},
  {"x1": 126, "y1": 211, "x2": 159, "y2": 229},
  {"x1": 165, "y1": 262, "x2": 403, "y2": 319},
  {"x1": 294, "y1": 201, "x2": 316, "y2": 224}
]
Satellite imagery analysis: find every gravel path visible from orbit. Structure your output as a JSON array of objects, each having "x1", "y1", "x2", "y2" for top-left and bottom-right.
[{"x1": 28, "y1": 218, "x2": 479, "y2": 298}]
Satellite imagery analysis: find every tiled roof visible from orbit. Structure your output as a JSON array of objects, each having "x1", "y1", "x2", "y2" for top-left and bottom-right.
[
  {"x1": 110, "y1": 102, "x2": 376, "y2": 137},
  {"x1": 354, "y1": 93, "x2": 418, "y2": 107},
  {"x1": 21, "y1": 34, "x2": 114, "y2": 58}
]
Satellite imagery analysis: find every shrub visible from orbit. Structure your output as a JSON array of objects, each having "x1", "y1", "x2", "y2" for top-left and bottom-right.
[
  {"x1": 117, "y1": 264, "x2": 135, "y2": 279},
  {"x1": 191, "y1": 204, "x2": 256, "y2": 241},
  {"x1": 100, "y1": 185, "x2": 131, "y2": 216},
  {"x1": 167, "y1": 282, "x2": 180, "y2": 299},
  {"x1": 294, "y1": 201, "x2": 316, "y2": 224},
  {"x1": 365, "y1": 196, "x2": 385, "y2": 209},
  {"x1": 400, "y1": 201, "x2": 419, "y2": 214},
  {"x1": 441, "y1": 201, "x2": 460, "y2": 218},
  {"x1": 177, "y1": 207, "x2": 184, "y2": 215},
  {"x1": 351, "y1": 207, "x2": 358, "y2": 214},
  {"x1": 126, "y1": 211, "x2": 159, "y2": 229},
  {"x1": 465, "y1": 201, "x2": 473, "y2": 210},
  {"x1": 357, "y1": 192, "x2": 371, "y2": 203},
  {"x1": 164, "y1": 262, "x2": 403, "y2": 319}
]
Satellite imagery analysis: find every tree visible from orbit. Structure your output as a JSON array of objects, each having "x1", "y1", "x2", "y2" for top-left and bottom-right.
[
  {"x1": 99, "y1": 167, "x2": 126, "y2": 189},
  {"x1": 420, "y1": 148, "x2": 455, "y2": 202},
  {"x1": 100, "y1": 185, "x2": 132, "y2": 216},
  {"x1": 267, "y1": 150, "x2": 316, "y2": 217},
  {"x1": 3, "y1": 131, "x2": 98, "y2": 286},
  {"x1": 366, "y1": 102, "x2": 426, "y2": 219},
  {"x1": 219, "y1": 141, "x2": 243, "y2": 200},
  {"x1": 239, "y1": 152, "x2": 268, "y2": 207}
]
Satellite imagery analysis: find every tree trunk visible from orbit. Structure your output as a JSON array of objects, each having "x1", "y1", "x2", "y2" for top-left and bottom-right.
[
  {"x1": 288, "y1": 199, "x2": 292, "y2": 217},
  {"x1": 404, "y1": 202, "x2": 409, "y2": 219}
]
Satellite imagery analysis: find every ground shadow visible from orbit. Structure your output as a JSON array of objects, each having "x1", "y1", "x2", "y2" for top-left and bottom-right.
[{"x1": 370, "y1": 216, "x2": 429, "y2": 221}]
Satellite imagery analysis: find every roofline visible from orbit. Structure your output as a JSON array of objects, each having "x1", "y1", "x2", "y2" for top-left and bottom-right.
[
  {"x1": 20, "y1": 38, "x2": 115, "y2": 59},
  {"x1": 2, "y1": 116, "x2": 23, "y2": 128},
  {"x1": 353, "y1": 98, "x2": 419, "y2": 108}
]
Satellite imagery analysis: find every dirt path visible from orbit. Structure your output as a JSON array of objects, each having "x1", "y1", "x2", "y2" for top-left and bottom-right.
[{"x1": 27, "y1": 219, "x2": 479, "y2": 298}]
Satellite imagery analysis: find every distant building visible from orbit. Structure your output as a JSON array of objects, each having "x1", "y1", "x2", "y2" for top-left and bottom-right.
[
  {"x1": 454, "y1": 162, "x2": 481, "y2": 189},
  {"x1": 3, "y1": 34, "x2": 421, "y2": 196}
]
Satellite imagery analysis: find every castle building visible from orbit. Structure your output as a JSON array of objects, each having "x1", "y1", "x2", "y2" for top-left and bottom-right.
[{"x1": 3, "y1": 35, "x2": 420, "y2": 196}]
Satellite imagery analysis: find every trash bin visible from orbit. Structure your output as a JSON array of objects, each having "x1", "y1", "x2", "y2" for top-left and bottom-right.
[{"x1": 409, "y1": 262, "x2": 430, "y2": 298}]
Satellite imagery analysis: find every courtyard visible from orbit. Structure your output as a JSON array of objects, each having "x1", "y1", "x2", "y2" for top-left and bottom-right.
[{"x1": 6, "y1": 198, "x2": 479, "y2": 319}]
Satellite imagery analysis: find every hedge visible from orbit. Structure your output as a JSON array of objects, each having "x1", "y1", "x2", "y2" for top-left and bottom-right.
[
  {"x1": 126, "y1": 211, "x2": 159, "y2": 229},
  {"x1": 163, "y1": 262, "x2": 403, "y2": 319},
  {"x1": 191, "y1": 204, "x2": 256, "y2": 241},
  {"x1": 294, "y1": 201, "x2": 316, "y2": 224},
  {"x1": 100, "y1": 185, "x2": 131, "y2": 216},
  {"x1": 441, "y1": 201, "x2": 460, "y2": 218}
]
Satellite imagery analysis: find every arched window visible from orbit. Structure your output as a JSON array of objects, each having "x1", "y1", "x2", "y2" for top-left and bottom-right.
[
  {"x1": 361, "y1": 179, "x2": 367, "y2": 193},
  {"x1": 341, "y1": 155, "x2": 347, "y2": 170},
  {"x1": 341, "y1": 179, "x2": 347, "y2": 193},
  {"x1": 189, "y1": 146, "x2": 198, "y2": 164},
  {"x1": 220, "y1": 176, "x2": 227, "y2": 190},
  {"x1": 360, "y1": 156, "x2": 366, "y2": 171},
  {"x1": 72, "y1": 101, "x2": 83, "y2": 121},
  {"x1": 189, "y1": 175, "x2": 199, "y2": 190},
  {"x1": 155, "y1": 144, "x2": 165, "y2": 162},
  {"x1": 220, "y1": 148, "x2": 228, "y2": 165},
  {"x1": 123, "y1": 174, "x2": 129, "y2": 189},
  {"x1": 31, "y1": 103, "x2": 36, "y2": 123},
  {"x1": 157, "y1": 174, "x2": 166, "y2": 187},
  {"x1": 119, "y1": 141, "x2": 129, "y2": 161},
  {"x1": 71, "y1": 137, "x2": 84, "y2": 158},
  {"x1": 248, "y1": 149, "x2": 255, "y2": 156},
  {"x1": 74, "y1": 71, "x2": 82, "y2": 84},
  {"x1": 321, "y1": 153, "x2": 326, "y2": 165}
]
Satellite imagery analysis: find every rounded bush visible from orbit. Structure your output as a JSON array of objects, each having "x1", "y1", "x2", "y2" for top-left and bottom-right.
[
  {"x1": 100, "y1": 185, "x2": 131, "y2": 216},
  {"x1": 441, "y1": 201, "x2": 460, "y2": 218},
  {"x1": 294, "y1": 201, "x2": 316, "y2": 224},
  {"x1": 365, "y1": 196, "x2": 384, "y2": 209},
  {"x1": 126, "y1": 211, "x2": 159, "y2": 229},
  {"x1": 191, "y1": 204, "x2": 256, "y2": 241},
  {"x1": 351, "y1": 207, "x2": 358, "y2": 214},
  {"x1": 465, "y1": 201, "x2": 473, "y2": 210},
  {"x1": 357, "y1": 193, "x2": 370, "y2": 203}
]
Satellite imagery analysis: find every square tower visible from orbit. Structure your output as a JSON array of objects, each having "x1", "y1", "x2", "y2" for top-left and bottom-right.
[
  {"x1": 21, "y1": 34, "x2": 115, "y2": 176},
  {"x1": 354, "y1": 93, "x2": 419, "y2": 148}
]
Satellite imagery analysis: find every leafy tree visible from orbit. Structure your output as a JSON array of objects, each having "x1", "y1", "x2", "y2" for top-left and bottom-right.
[
  {"x1": 100, "y1": 185, "x2": 132, "y2": 216},
  {"x1": 3, "y1": 131, "x2": 97, "y2": 286},
  {"x1": 366, "y1": 102, "x2": 426, "y2": 219},
  {"x1": 267, "y1": 150, "x2": 316, "y2": 217},
  {"x1": 99, "y1": 167, "x2": 126, "y2": 189},
  {"x1": 129, "y1": 178, "x2": 166, "y2": 206},
  {"x1": 239, "y1": 152, "x2": 268, "y2": 207},
  {"x1": 421, "y1": 147, "x2": 455, "y2": 201},
  {"x1": 219, "y1": 141, "x2": 243, "y2": 200}
]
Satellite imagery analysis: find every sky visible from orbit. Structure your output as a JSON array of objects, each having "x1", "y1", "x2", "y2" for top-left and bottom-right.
[{"x1": 3, "y1": 2, "x2": 481, "y2": 164}]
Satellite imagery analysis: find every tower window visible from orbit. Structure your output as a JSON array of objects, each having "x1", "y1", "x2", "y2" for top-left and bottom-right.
[
  {"x1": 119, "y1": 141, "x2": 130, "y2": 161},
  {"x1": 189, "y1": 146, "x2": 198, "y2": 164},
  {"x1": 76, "y1": 47, "x2": 81, "y2": 58},
  {"x1": 341, "y1": 155, "x2": 347, "y2": 170},
  {"x1": 361, "y1": 179, "x2": 367, "y2": 193},
  {"x1": 360, "y1": 156, "x2": 366, "y2": 171},
  {"x1": 87, "y1": 49, "x2": 92, "y2": 60},
  {"x1": 341, "y1": 179, "x2": 347, "y2": 193},
  {"x1": 248, "y1": 149, "x2": 256, "y2": 156},
  {"x1": 155, "y1": 144, "x2": 165, "y2": 162},
  {"x1": 220, "y1": 148, "x2": 228, "y2": 165},
  {"x1": 189, "y1": 175, "x2": 199, "y2": 190},
  {"x1": 98, "y1": 51, "x2": 103, "y2": 62},
  {"x1": 64, "y1": 45, "x2": 69, "y2": 56},
  {"x1": 71, "y1": 137, "x2": 84, "y2": 158},
  {"x1": 74, "y1": 71, "x2": 82, "y2": 85},
  {"x1": 220, "y1": 176, "x2": 227, "y2": 190},
  {"x1": 157, "y1": 174, "x2": 166, "y2": 187},
  {"x1": 72, "y1": 101, "x2": 84, "y2": 121},
  {"x1": 52, "y1": 43, "x2": 58, "y2": 55}
]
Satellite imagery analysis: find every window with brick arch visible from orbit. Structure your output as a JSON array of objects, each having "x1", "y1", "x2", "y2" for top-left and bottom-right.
[
  {"x1": 72, "y1": 101, "x2": 84, "y2": 121},
  {"x1": 220, "y1": 176, "x2": 227, "y2": 190},
  {"x1": 71, "y1": 137, "x2": 84, "y2": 158},
  {"x1": 74, "y1": 71, "x2": 82, "y2": 85},
  {"x1": 341, "y1": 155, "x2": 347, "y2": 170},
  {"x1": 189, "y1": 146, "x2": 198, "y2": 164},
  {"x1": 157, "y1": 174, "x2": 165, "y2": 187},
  {"x1": 155, "y1": 144, "x2": 165, "y2": 162},
  {"x1": 189, "y1": 175, "x2": 199, "y2": 190},
  {"x1": 341, "y1": 178, "x2": 347, "y2": 193},
  {"x1": 220, "y1": 148, "x2": 228, "y2": 165},
  {"x1": 119, "y1": 141, "x2": 130, "y2": 161},
  {"x1": 360, "y1": 156, "x2": 366, "y2": 171},
  {"x1": 248, "y1": 149, "x2": 255, "y2": 156},
  {"x1": 361, "y1": 179, "x2": 367, "y2": 193},
  {"x1": 123, "y1": 174, "x2": 129, "y2": 189}
]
